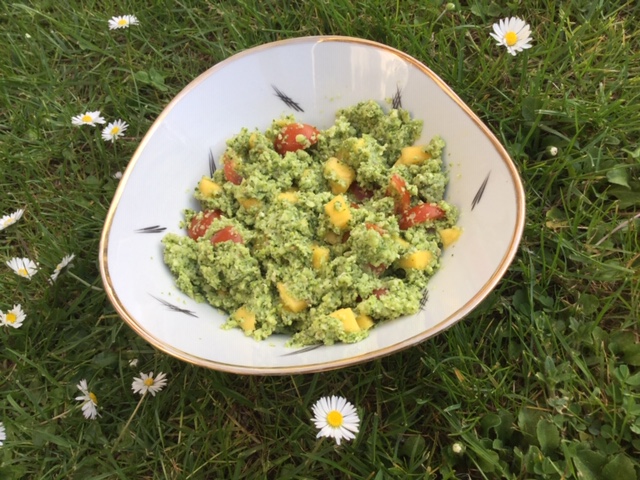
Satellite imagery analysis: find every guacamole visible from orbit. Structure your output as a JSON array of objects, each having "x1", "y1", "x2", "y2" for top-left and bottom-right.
[{"x1": 162, "y1": 100, "x2": 459, "y2": 346}]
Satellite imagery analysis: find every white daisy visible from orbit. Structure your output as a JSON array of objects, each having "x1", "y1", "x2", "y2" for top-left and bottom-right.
[
  {"x1": 0, "y1": 209, "x2": 25, "y2": 231},
  {"x1": 48, "y1": 253, "x2": 75, "y2": 284},
  {"x1": 71, "y1": 111, "x2": 106, "y2": 127},
  {"x1": 6, "y1": 257, "x2": 39, "y2": 279},
  {"x1": 311, "y1": 395, "x2": 360, "y2": 446},
  {"x1": 1, "y1": 305, "x2": 26, "y2": 329},
  {"x1": 0, "y1": 422, "x2": 5, "y2": 446},
  {"x1": 108, "y1": 15, "x2": 139, "y2": 30},
  {"x1": 101, "y1": 119, "x2": 128, "y2": 142},
  {"x1": 490, "y1": 17, "x2": 533, "y2": 56},
  {"x1": 75, "y1": 379, "x2": 99, "y2": 420},
  {"x1": 131, "y1": 372, "x2": 167, "y2": 397}
]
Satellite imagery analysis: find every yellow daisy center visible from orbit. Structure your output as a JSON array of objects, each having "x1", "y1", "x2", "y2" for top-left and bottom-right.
[
  {"x1": 6, "y1": 313, "x2": 16, "y2": 324},
  {"x1": 81, "y1": 114, "x2": 93, "y2": 122},
  {"x1": 505, "y1": 31, "x2": 518, "y2": 47},
  {"x1": 326, "y1": 410, "x2": 344, "y2": 428},
  {"x1": 144, "y1": 377, "x2": 155, "y2": 387},
  {"x1": 18, "y1": 268, "x2": 29, "y2": 276},
  {"x1": 111, "y1": 126, "x2": 121, "y2": 135},
  {"x1": 118, "y1": 18, "x2": 128, "y2": 26},
  {"x1": 89, "y1": 392, "x2": 98, "y2": 405}
]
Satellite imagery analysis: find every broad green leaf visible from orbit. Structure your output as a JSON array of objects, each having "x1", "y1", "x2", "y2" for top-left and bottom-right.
[
  {"x1": 518, "y1": 407, "x2": 542, "y2": 445},
  {"x1": 602, "y1": 454, "x2": 636, "y2": 480},
  {"x1": 607, "y1": 182, "x2": 640, "y2": 208},
  {"x1": 606, "y1": 167, "x2": 630, "y2": 188},
  {"x1": 522, "y1": 96, "x2": 543, "y2": 122},
  {"x1": 577, "y1": 293, "x2": 600, "y2": 315},
  {"x1": 608, "y1": 331, "x2": 636, "y2": 355},
  {"x1": 573, "y1": 449, "x2": 607, "y2": 480},
  {"x1": 536, "y1": 419, "x2": 560, "y2": 454},
  {"x1": 624, "y1": 345, "x2": 640, "y2": 366},
  {"x1": 133, "y1": 68, "x2": 168, "y2": 92}
]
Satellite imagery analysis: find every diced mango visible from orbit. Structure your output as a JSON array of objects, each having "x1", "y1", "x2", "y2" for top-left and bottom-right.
[
  {"x1": 399, "y1": 250, "x2": 433, "y2": 270},
  {"x1": 324, "y1": 195, "x2": 352, "y2": 230},
  {"x1": 198, "y1": 176, "x2": 222, "y2": 197},
  {"x1": 356, "y1": 313, "x2": 375, "y2": 330},
  {"x1": 248, "y1": 132, "x2": 258, "y2": 149},
  {"x1": 234, "y1": 306, "x2": 256, "y2": 333},
  {"x1": 439, "y1": 227, "x2": 462, "y2": 248},
  {"x1": 238, "y1": 197, "x2": 261, "y2": 210},
  {"x1": 329, "y1": 308, "x2": 360, "y2": 333},
  {"x1": 277, "y1": 283, "x2": 309, "y2": 313},
  {"x1": 312, "y1": 246, "x2": 330, "y2": 270},
  {"x1": 324, "y1": 157, "x2": 356, "y2": 194},
  {"x1": 394, "y1": 146, "x2": 431, "y2": 166},
  {"x1": 394, "y1": 236, "x2": 411, "y2": 249},
  {"x1": 277, "y1": 190, "x2": 299, "y2": 203}
]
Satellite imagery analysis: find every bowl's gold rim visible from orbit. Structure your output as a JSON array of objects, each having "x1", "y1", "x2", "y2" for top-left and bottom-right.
[{"x1": 99, "y1": 35, "x2": 526, "y2": 375}]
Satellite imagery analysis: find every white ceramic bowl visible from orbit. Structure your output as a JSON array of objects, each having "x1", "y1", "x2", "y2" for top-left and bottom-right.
[{"x1": 99, "y1": 36, "x2": 525, "y2": 375}]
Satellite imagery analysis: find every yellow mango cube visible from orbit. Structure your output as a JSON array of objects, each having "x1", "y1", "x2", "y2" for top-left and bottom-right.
[
  {"x1": 394, "y1": 146, "x2": 431, "y2": 166},
  {"x1": 324, "y1": 195, "x2": 351, "y2": 230},
  {"x1": 277, "y1": 190, "x2": 299, "y2": 203},
  {"x1": 312, "y1": 246, "x2": 330, "y2": 270},
  {"x1": 237, "y1": 197, "x2": 261, "y2": 210},
  {"x1": 277, "y1": 283, "x2": 309, "y2": 313},
  {"x1": 399, "y1": 250, "x2": 433, "y2": 270},
  {"x1": 198, "y1": 177, "x2": 222, "y2": 197},
  {"x1": 356, "y1": 313, "x2": 375, "y2": 330},
  {"x1": 234, "y1": 306, "x2": 256, "y2": 333},
  {"x1": 438, "y1": 227, "x2": 462, "y2": 248},
  {"x1": 324, "y1": 157, "x2": 356, "y2": 194},
  {"x1": 329, "y1": 308, "x2": 360, "y2": 333}
]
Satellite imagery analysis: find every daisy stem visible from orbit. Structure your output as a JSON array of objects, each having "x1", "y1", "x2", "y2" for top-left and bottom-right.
[
  {"x1": 67, "y1": 271, "x2": 104, "y2": 292},
  {"x1": 111, "y1": 392, "x2": 146, "y2": 453}
]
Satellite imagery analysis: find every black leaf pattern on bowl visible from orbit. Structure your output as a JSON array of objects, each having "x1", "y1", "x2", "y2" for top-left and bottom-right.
[
  {"x1": 135, "y1": 225, "x2": 166, "y2": 233},
  {"x1": 149, "y1": 294, "x2": 198, "y2": 318},
  {"x1": 280, "y1": 344, "x2": 322, "y2": 356},
  {"x1": 471, "y1": 172, "x2": 491, "y2": 210},
  {"x1": 420, "y1": 289, "x2": 429, "y2": 310},
  {"x1": 272, "y1": 85, "x2": 303, "y2": 112},
  {"x1": 392, "y1": 86, "x2": 403, "y2": 109},
  {"x1": 209, "y1": 149, "x2": 217, "y2": 176}
]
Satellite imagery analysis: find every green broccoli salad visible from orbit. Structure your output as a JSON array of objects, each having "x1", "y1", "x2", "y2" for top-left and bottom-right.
[{"x1": 162, "y1": 100, "x2": 460, "y2": 346}]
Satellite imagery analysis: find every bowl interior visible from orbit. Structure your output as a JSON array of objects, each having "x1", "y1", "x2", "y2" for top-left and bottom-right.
[{"x1": 100, "y1": 36, "x2": 524, "y2": 374}]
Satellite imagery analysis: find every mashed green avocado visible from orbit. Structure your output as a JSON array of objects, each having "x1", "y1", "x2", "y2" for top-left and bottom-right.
[{"x1": 162, "y1": 100, "x2": 458, "y2": 346}]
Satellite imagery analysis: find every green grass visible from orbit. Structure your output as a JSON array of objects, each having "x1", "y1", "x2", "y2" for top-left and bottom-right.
[{"x1": 1, "y1": 0, "x2": 640, "y2": 478}]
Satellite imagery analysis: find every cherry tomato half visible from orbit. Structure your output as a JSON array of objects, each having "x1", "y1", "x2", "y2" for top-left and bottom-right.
[
  {"x1": 274, "y1": 123, "x2": 320, "y2": 155},
  {"x1": 210, "y1": 226, "x2": 244, "y2": 245},
  {"x1": 365, "y1": 223, "x2": 386, "y2": 235},
  {"x1": 386, "y1": 174, "x2": 410, "y2": 214},
  {"x1": 372, "y1": 287, "x2": 389, "y2": 298},
  {"x1": 223, "y1": 158, "x2": 243, "y2": 185},
  {"x1": 399, "y1": 203, "x2": 445, "y2": 230},
  {"x1": 348, "y1": 181, "x2": 374, "y2": 202},
  {"x1": 187, "y1": 210, "x2": 223, "y2": 240}
]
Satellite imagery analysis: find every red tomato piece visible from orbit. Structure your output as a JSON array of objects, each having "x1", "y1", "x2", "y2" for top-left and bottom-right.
[
  {"x1": 223, "y1": 159, "x2": 243, "y2": 185},
  {"x1": 210, "y1": 226, "x2": 244, "y2": 245},
  {"x1": 399, "y1": 203, "x2": 445, "y2": 230},
  {"x1": 274, "y1": 123, "x2": 320, "y2": 155},
  {"x1": 187, "y1": 210, "x2": 223, "y2": 240},
  {"x1": 367, "y1": 263, "x2": 387, "y2": 276},
  {"x1": 386, "y1": 174, "x2": 410, "y2": 213},
  {"x1": 348, "y1": 181, "x2": 374, "y2": 202},
  {"x1": 365, "y1": 223, "x2": 386, "y2": 235},
  {"x1": 372, "y1": 287, "x2": 389, "y2": 299}
]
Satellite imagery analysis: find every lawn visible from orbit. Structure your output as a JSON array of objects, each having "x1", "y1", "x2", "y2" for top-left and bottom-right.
[{"x1": 1, "y1": 1, "x2": 640, "y2": 478}]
